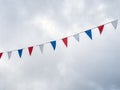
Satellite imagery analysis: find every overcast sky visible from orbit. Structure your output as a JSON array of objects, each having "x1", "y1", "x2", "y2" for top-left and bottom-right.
[{"x1": 0, "y1": 0, "x2": 120, "y2": 90}]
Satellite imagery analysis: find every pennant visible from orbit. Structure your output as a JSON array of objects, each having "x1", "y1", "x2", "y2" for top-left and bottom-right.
[
  {"x1": 98, "y1": 25, "x2": 104, "y2": 34},
  {"x1": 111, "y1": 20, "x2": 118, "y2": 29},
  {"x1": 73, "y1": 34, "x2": 79, "y2": 42},
  {"x1": 50, "y1": 41, "x2": 56, "y2": 50},
  {"x1": 18, "y1": 49, "x2": 23, "y2": 58},
  {"x1": 85, "y1": 29, "x2": 92, "y2": 40},
  {"x1": 39, "y1": 44, "x2": 44, "y2": 53},
  {"x1": 28, "y1": 46, "x2": 33, "y2": 56},
  {"x1": 0, "y1": 52, "x2": 3, "y2": 59},
  {"x1": 62, "y1": 37, "x2": 68, "y2": 47},
  {"x1": 8, "y1": 51, "x2": 12, "y2": 59}
]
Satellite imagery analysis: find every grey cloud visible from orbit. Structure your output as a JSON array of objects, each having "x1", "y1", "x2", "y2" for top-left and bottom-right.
[{"x1": 0, "y1": 0, "x2": 120, "y2": 90}]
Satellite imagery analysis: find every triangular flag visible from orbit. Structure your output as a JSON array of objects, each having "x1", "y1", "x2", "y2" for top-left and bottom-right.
[
  {"x1": 39, "y1": 44, "x2": 44, "y2": 54},
  {"x1": 111, "y1": 20, "x2": 118, "y2": 29},
  {"x1": 50, "y1": 41, "x2": 56, "y2": 50},
  {"x1": 62, "y1": 37, "x2": 68, "y2": 47},
  {"x1": 0, "y1": 52, "x2": 3, "y2": 59},
  {"x1": 28, "y1": 46, "x2": 33, "y2": 56},
  {"x1": 73, "y1": 34, "x2": 79, "y2": 42},
  {"x1": 98, "y1": 25, "x2": 104, "y2": 34},
  {"x1": 8, "y1": 51, "x2": 12, "y2": 59},
  {"x1": 18, "y1": 49, "x2": 23, "y2": 58},
  {"x1": 85, "y1": 29, "x2": 92, "y2": 40}
]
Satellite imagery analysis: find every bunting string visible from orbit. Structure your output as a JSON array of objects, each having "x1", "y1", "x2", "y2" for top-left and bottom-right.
[{"x1": 0, "y1": 19, "x2": 119, "y2": 59}]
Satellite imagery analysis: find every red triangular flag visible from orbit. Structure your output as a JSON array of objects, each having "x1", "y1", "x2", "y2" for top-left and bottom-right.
[
  {"x1": 28, "y1": 46, "x2": 33, "y2": 56},
  {"x1": 98, "y1": 25, "x2": 104, "y2": 34},
  {"x1": 62, "y1": 37, "x2": 68, "y2": 47},
  {"x1": 0, "y1": 52, "x2": 3, "y2": 59}
]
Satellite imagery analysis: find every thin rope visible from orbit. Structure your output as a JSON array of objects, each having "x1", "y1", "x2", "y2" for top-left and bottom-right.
[{"x1": 1, "y1": 19, "x2": 119, "y2": 53}]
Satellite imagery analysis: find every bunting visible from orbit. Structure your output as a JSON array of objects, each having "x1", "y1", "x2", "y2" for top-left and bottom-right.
[
  {"x1": 8, "y1": 51, "x2": 12, "y2": 59},
  {"x1": 18, "y1": 49, "x2": 23, "y2": 58},
  {"x1": 39, "y1": 44, "x2": 44, "y2": 54},
  {"x1": 0, "y1": 52, "x2": 3, "y2": 59},
  {"x1": 50, "y1": 41, "x2": 56, "y2": 50},
  {"x1": 85, "y1": 29, "x2": 92, "y2": 40},
  {"x1": 111, "y1": 20, "x2": 118, "y2": 29},
  {"x1": 0, "y1": 19, "x2": 118, "y2": 59},
  {"x1": 98, "y1": 25, "x2": 104, "y2": 34},
  {"x1": 73, "y1": 34, "x2": 79, "y2": 42},
  {"x1": 28, "y1": 46, "x2": 33, "y2": 56},
  {"x1": 62, "y1": 37, "x2": 68, "y2": 47}
]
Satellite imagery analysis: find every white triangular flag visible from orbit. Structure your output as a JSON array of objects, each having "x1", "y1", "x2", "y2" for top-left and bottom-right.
[
  {"x1": 39, "y1": 44, "x2": 44, "y2": 53},
  {"x1": 73, "y1": 34, "x2": 79, "y2": 42},
  {"x1": 8, "y1": 51, "x2": 12, "y2": 59},
  {"x1": 111, "y1": 20, "x2": 118, "y2": 29}
]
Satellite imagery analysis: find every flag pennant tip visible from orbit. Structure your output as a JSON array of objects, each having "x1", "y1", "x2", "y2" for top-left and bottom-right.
[
  {"x1": 62, "y1": 37, "x2": 68, "y2": 47},
  {"x1": 18, "y1": 49, "x2": 23, "y2": 58},
  {"x1": 50, "y1": 41, "x2": 56, "y2": 50},
  {"x1": 73, "y1": 34, "x2": 79, "y2": 42},
  {"x1": 98, "y1": 25, "x2": 104, "y2": 35},
  {"x1": 0, "y1": 52, "x2": 3, "y2": 59},
  {"x1": 111, "y1": 19, "x2": 118, "y2": 29},
  {"x1": 39, "y1": 44, "x2": 44, "y2": 54},
  {"x1": 28, "y1": 46, "x2": 33, "y2": 56},
  {"x1": 85, "y1": 29, "x2": 92, "y2": 40},
  {"x1": 8, "y1": 51, "x2": 12, "y2": 59}
]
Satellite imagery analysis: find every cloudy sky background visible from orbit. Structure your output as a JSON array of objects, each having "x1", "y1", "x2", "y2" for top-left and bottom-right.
[{"x1": 0, "y1": 0, "x2": 120, "y2": 90}]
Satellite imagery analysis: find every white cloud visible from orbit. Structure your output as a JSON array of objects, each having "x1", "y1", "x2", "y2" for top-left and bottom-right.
[{"x1": 0, "y1": 0, "x2": 120, "y2": 90}]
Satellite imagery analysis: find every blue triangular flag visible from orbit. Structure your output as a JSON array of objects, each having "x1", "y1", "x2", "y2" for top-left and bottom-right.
[
  {"x1": 50, "y1": 41, "x2": 56, "y2": 50},
  {"x1": 18, "y1": 49, "x2": 23, "y2": 58},
  {"x1": 85, "y1": 29, "x2": 92, "y2": 40}
]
